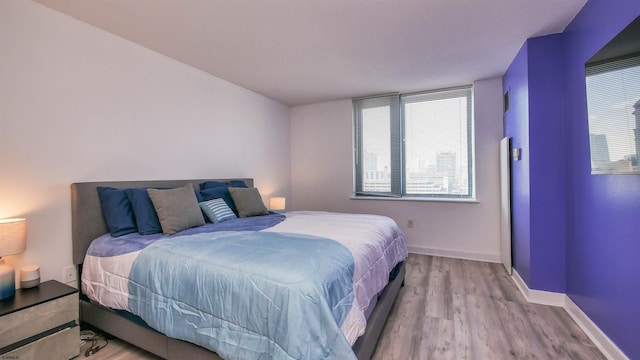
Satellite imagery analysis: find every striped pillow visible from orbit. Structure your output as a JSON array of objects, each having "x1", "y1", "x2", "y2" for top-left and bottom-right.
[{"x1": 199, "y1": 198, "x2": 237, "y2": 223}]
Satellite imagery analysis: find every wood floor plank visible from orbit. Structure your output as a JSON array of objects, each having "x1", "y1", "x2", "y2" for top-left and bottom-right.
[
  {"x1": 447, "y1": 258, "x2": 467, "y2": 296},
  {"x1": 458, "y1": 293, "x2": 513, "y2": 360},
  {"x1": 424, "y1": 256, "x2": 454, "y2": 321},
  {"x1": 489, "y1": 262, "x2": 526, "y2": 303},
  {"x1": 416, "y1": 316, "x2": 456, "y2": 360},
  {"x1": 534, "y1": 305, "x2": 593, "y2": 345},
  {"x1": 460, "y1": 259, "x2": 493, "y2": 299},
  {"x1": 493, "y1": 299, "x2": 552, "y2": 359},
  {"x1": 449, "y1": 292, "x2": 471, "y2": 360},
  {"x1": 372, "y1": 253, "x2": 429, "y2": 360},
  {"x1": 521, "y1": 303, "x2": 606, "y2": 359},
  {"x1": 371, "y1": 286, "x2": 421, "y2": 360},
  {"x1": 80, "y1": 336, "x2": 160, "y2": 359}
]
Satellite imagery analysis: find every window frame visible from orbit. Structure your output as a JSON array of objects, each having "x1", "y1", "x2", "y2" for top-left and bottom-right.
[
  {"x1": 353, "y1": 94, "x2": 402, "y2": 197},
  {"x1": 353, "y1": 85, "x2": 475, "y2": 200},
  {"x1": 585, "y1": 55, "x2": 640, "y2": 175}
]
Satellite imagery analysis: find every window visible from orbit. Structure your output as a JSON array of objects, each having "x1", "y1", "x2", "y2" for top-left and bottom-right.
[
  {"x1": 584, "y1": 15, "x2": 640, "y2": 175},
  {"x1": 353, "y1": 86, "x2": 474, "y2": 200},
  {"x1": 585, "y1": 56, "x2": 640, "y2": 174}
]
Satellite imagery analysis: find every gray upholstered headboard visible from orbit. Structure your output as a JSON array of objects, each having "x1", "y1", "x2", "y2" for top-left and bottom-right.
[{"x1": 70, "y1": 178, "x2": 253, "y2": 265}]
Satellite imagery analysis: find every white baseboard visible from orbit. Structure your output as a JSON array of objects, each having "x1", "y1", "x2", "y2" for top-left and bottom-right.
[
  {"x1": 511, "y1": 269, "x2": 565, "y2": 306},
  {"x1": 407, "y1": 245, "x2": 500, "y2": 263},
  {"x1": 511, "y1": 269, "x2": 628, "y2": 360},
  {"x1": 564, "y1": 296, "x2": 628, "y2": 360}
]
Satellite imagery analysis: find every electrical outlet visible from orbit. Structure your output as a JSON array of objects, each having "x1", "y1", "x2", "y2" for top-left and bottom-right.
[
  {"x1": 407, "y1": 220, "x2": 414, "y2": 228},
  {"x1": 62, "y1": 265, "x2": 75, "y2": 283}
]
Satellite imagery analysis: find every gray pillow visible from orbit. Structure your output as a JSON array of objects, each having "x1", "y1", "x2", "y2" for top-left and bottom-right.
[
  {"x1": 228, "y1": 187, "x2": 269, "y2": 218},
  {"x1": 147, "y1": 184, "x2": 205, "y2": 235}
]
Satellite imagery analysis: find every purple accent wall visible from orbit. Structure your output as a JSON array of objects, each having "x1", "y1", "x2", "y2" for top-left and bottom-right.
[
  {"x1": 563, "y1": 1, "x2": 640, "y2": 357},
  {"x1": 504, "y1": 0, "x2": 640, "y2": 357},
  {"x1": 503, "y1": 44, "x2": 531, "y2": 285},
  {"x1": 503, "y1": 34, "x2": 566, "y2": 293},
  {"x1": 527, "y1": 34, "x2": 567, "y2": 293}
]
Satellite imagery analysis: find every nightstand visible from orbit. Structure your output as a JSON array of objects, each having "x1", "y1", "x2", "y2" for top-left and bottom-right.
[{"x1": 0, "y1": 280, "x2": 79, "y2": 360}]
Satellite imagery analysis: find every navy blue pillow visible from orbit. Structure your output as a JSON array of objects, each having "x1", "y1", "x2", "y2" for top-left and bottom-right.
[
  {"x1": 97, "y1": 187, "x2": 137, "y2": 237},
  {"x1": 125, "y1": 188, "x2": 162, "y2": 235},
  {"x1": 194, "y1": 189, "x2": 204, "y2": 203},
  {"x1": 199, "y1": 180, "x2": 247, "y2": 190}
]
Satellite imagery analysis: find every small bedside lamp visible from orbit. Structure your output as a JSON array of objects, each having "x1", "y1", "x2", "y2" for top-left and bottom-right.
[
  {"x1": 269, "y1": 197, "x2": 286, "y2": 211},
  {"x1": 0, "y1": 218, "x2": 27, "y2": 300}
]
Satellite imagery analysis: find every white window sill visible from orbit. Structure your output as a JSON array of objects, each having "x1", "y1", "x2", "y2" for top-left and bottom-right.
[{"x1": 350, "y1": 195, "x2": 478, "y2": 204}]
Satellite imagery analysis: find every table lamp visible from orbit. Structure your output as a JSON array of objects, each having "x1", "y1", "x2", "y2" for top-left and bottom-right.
[
  {"x1": 269, "y1": 197, "x2": 286, "y2": 211},
  {"x1": 0, "y1": 218, "x2": 27, "y2": 300}
]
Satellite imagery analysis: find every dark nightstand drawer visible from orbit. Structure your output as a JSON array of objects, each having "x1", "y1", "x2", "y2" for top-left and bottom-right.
[
  {"x1": 0, "y1": 293, "x2": 77, "y2": 348},
  {"x1": 2, "y1": 324, "x2": 79, "y2": 360}
]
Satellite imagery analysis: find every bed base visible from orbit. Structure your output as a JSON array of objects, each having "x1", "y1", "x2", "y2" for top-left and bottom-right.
[
  {"x1": 79, "y1": 262, "x2": 404, "y2": 360},
  {"x1": 80, "y1": 300, "x2": 220, "y2": 359}
]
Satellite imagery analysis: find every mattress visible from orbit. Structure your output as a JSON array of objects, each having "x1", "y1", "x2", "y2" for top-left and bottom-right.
[{"x1": 82, "y1": 210, "x2": 408, "y2": 360}]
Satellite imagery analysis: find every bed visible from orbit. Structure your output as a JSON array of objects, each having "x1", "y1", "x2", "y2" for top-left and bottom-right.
[{"x1": 71, "y1": 178, "x2": 407, "y2": 360}]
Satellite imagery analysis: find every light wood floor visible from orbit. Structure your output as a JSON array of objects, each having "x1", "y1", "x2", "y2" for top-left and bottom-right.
[
  {"x1": 80, "y1": 335, "x2": 161, "y2": 360},
  {"x1": 373, "y1": 254, "x2": 604, "y2": 360},
  {"x1": 78, "y1": 254, "x2": 604, "y2": 360}
]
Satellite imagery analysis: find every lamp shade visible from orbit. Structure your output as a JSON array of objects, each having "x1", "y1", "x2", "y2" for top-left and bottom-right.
[
  {"x1": 269, "y1": 197, "x2": 286, "y2": 211},
  {"x1": 0, "y1": 218, "x2": 27, "y2": 257}
]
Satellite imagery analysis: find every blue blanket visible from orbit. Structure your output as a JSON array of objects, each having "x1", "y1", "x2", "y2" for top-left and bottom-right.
[
  {"x1": 127, "y1": 230, "x2": 357, "y2": 360},
  {"x1": 88, "y1": 213, "x2": 286, "y2": 257}
]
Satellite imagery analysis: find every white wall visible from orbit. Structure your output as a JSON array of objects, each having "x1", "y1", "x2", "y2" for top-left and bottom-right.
[
  {"x1": 290, "y1": 77, "x2": 504, "y2": 262},
  {"x1": 0, "y1": 1, "x2": 290, "y2": 287}
]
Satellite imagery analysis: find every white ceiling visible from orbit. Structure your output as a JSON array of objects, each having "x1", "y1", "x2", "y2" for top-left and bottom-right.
[{"x1": 35, "y1": 0, "x2": 587, "y2": 106}]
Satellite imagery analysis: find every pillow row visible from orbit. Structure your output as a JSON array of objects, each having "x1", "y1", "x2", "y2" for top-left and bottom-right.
[{"x1": 97, "y1": 181, "x2": 269, "y2": 237}]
